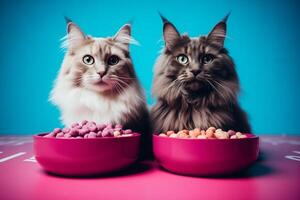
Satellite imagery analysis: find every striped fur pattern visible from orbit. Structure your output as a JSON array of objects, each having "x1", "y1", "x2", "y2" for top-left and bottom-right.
[
  {"x1": 50, "y1": 21, "x2": 151, "y2": 150},
  {"x1": 151, "y1": 15, "x2": 251, "y2": 133}
]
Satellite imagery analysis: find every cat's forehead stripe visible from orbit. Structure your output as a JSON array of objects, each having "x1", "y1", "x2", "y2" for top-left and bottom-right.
[{"x1": 91, "y1": 38, "x2": 128, "y2": 58}]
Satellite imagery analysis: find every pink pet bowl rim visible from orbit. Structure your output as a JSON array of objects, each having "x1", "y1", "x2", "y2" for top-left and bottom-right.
[
  {"x1": 34, "y1": 132, "x2": 141, "y2": 140},
  {"x1": 153, "y1": 133, "x2": 258, "y2": 141}
]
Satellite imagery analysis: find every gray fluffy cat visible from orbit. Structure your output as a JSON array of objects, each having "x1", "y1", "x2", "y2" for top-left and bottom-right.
[{"x1": 151, "y1": 14, "x2": 251, "y2": 133}]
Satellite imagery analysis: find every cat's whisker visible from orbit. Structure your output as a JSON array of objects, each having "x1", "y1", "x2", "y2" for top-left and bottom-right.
[
  {"x1": 109, "y1": 75, "x2": 136, "y2": 80},
  {"x1": 109, "y1": 77, "x2": 130, "y2": 88},
  {"x1": 212, "y1": 80, "x2": 231, "y2": 100},
  {"x1": 210, "y1": 79, "x2": 235, "y2": 100},
  {"x1": 206, "y1": 79, "x2": 227, "y2": 103},
  {"x1": 113, "y1": 82, "x2": 123, "y2": 95}
]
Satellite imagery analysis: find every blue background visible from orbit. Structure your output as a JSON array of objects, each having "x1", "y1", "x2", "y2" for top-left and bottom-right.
[{"x1": 0, "y1": 0, "x2": 299, "y2": 135}]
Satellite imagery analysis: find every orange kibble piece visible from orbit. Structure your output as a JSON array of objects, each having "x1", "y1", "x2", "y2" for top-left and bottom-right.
[
  {"x1": 169, "y1": 133, "x2": 178, "y2": 138},
  {"x1": 178, "y1": 132, "x2": 189, "y2": 138},
  {"x1": 197, "y1": 135, "x2": 207, "y2": 139},
  {"x1": 207, "y1": 127, "x2": 216, "y2": 132},
  {"x1": 206, "y1": 129, "x2": 214, "y2": 138},
  {"x1": 215, "y1": 128, "x2": 223, "y2": 133},
  {"x1": 163, "y1": 128, "x2": 246, "y2": 140},
  {"x1": 236, "y1": 132, "x2": 242, "y2": 137},
  {"x1": 192, "y1": 128, "x2": 201, "y2": 137},
  {"x1": 193, "y1": 128, "x2": 201, "y2": 134},
  {"x1": 230, "y1": 135, "x2": 238, "y2": 139},
  {"x1": 189, "y1": 130, "x2": 198, "y2": 138},
  {"x1": 215, "y1": 131, "x2": 229, "y2": 139},
  {"x1": 166, "y1": 131, "x2": 175, "y2": 136}
]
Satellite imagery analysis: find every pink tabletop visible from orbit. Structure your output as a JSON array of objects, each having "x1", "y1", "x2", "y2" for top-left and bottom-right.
[{"x1": 0, "y1": 135, "x2": 299, "y2": 200}]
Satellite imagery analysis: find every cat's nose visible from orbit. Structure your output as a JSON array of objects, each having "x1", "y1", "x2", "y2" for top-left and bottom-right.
[
  {"x1": 190, "y1": 69, "x2": 201, "y2": 76},
  {"x1": 97, "y1": 71, "x2": 106, "y2": 77}
]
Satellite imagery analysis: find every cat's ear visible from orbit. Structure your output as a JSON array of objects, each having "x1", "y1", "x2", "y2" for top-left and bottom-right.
[
  {"x1": 160, "y1": 14, "x2": 181, "y2": 50},
  {"x1": 65, "y1": 17, "x2": 85, "y2": 49},
  {"x1": 207, "y1": 13, "x2": 230, "y2": 47},
  {"x1": 113, "y1": 24, "x2": 132, "y2": 49}
]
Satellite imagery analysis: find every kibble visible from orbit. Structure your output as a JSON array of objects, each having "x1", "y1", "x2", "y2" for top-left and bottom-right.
[
  {"x1": 158, "y1": 127, "x2": 247, "y2": 139},
  {"x1": 44, "y1": 121, "x2": 135, "y2": 138}
]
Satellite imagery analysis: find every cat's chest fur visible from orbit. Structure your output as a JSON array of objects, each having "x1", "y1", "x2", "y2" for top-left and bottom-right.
[
  {"x1": 152, "y1": 101, "x2": 233, "y2": 132},
  {"x1": 51, "y1": 81, "x2": 144, "y2": 126}
]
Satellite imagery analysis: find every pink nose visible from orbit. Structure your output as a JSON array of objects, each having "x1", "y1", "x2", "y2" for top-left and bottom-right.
[{"x1": 97, "y1": 71, "x2": 106, "y2": 77}]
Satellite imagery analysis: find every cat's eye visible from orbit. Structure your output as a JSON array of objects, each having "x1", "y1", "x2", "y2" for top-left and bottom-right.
[
  {"x1": 82, "y1": 55, "x2": 95, "y2": 65},
  {"x1": 176, "y1": 54, "x2": 189, "y2": 65},
  {"x1": 107, "y1": 55, "x2": 120, "y2": 66},
  {"x1": 202, "y1": 54, "x2": 214, "y2": 64}
]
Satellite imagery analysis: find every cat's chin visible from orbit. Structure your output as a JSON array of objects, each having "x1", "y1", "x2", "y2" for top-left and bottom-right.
[
  {"x1": 86, "y1": 81, "x2": 114, "y2": 93},
  {"x1": 183, "y1": 80, "x2": 210, "y2": 93},
  {"x1": 181, "y1": 82, "x2": 211, "y2": 103}
]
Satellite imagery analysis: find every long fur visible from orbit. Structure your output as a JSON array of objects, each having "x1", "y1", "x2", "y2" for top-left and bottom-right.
[
  {"x1": 151, "y1": 17, "x2": 251, "y2": 133},
  {"x1": 50, "y1": 21, "x2": 152, "y2": 158}
]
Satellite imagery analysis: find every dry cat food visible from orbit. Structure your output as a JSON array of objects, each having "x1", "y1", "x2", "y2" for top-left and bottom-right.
[
  {"x1": 158, "y1": 127, "x2": 247, "y2": 139},
  {"x1": 44, "y1": 120, "x2": 134, "y2": 138}
]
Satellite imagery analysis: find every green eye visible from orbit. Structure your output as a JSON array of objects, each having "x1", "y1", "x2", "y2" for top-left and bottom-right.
[
  {"x1": 176, "y1": 54, "x2": 189, "y2": 65},
  {"x1": 82, "y1": 55, "x2": 94, "y2": 65}
]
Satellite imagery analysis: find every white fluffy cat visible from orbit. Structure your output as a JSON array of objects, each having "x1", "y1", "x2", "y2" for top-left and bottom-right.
[{"x1": 50, "y1": 19, "x2": 150, "y2": 133}]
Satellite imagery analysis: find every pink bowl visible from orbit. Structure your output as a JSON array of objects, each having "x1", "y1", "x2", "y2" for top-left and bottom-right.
[
  {"x1": 33, "y1": 133, "x2": 140, "y2": 176},
  {"x1": 153, "y1": 134, "x2": 259, "y2": 176}
]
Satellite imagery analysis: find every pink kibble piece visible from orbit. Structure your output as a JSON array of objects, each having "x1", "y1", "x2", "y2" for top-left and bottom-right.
[
  {"x1": 228, "y1": 130, "x2": 236, "y2": 136},
  {"x1": 81, "y1": 120, "x2": 88, "y2": 126},
  {"x1": 88, "y1": 132, "x2": 97, "y2": 138},
  {"x1": 124, "y1": 129, "x2": 132, "y2": 134},
  {"x1": 64, "y1": 133, "x2": 71, "y2": 138},
  {"x1": 53, "y1": 128, "x2": 61, "y2": 134},
  {"x1": 45, "y1": 121, "x2": 136, "y2": 139},
  {"x1": 44, "y1": 133, "x2": 53, "y2": 138},
  {"x1": 89, "y1": 125, "x2": 97, "y2": 132},
  {"x1": 79, "y1": 128, "x2": 89, "y2": 136},
  {"x1": 96, "y1": 131, "x2": 102, "y2": 137},
  {"x1": 71, "y1": 123, "x2": 79, "y2": 128},
  {"x1": 62, "y1": 128, "x2": 70, "y2": 133},
  {"x1": 48, "y1": 132, "x2": 56, "y2": 137},
  {"x1": 97, "y1": 124, "x2": 106, "y2": 131},
  {"x1": 56, "y1": 132, "x2": 64, "y2": 138},
  {"x1": 114, "y1": 127, "x2": 122, "y2": 131},
  {"x1": 70, "y1": 129, "x2": 79, "y2": 137},
  {"x1": 115, "y1": 124, "x2": 123, "y2": 129},
  {"x1": 76, "y1": 125, "x2": 82, "y2": 129},
  {"x1": 106, "y1": 124, "x2": 113, "y2": 129},
  {"x1": 87, "y1": 121, "x2": 96, "y2": 127},
  {"x1": 101, "y1": 129, "x2": 113, "y2": 137}
]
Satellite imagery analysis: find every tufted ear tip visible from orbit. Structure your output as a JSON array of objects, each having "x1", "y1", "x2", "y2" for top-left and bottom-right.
[
  {"x1": 64, "y1": 16, "x2": 72, "y2": 24},
  {"x1": 63, "y1": 19, "x2": 85, "y2": 50},
  {"x1": 222, "y1": 11, "x2": 231, "y2": 23},
  {"x1": 114, "y1": 23, "x2": 131, "y2": 39},
  {"x1": 158, "y1": 11, "x2": 169, "y2": 24},
  {"x1": 160, "y1": 14, "x2": 181, "y2": 50},
  {"x1": 207, "y1": 13, "x2": 231, "y2": 47}
]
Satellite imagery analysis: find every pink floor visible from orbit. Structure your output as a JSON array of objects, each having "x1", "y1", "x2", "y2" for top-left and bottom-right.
[{"x1": 0, "y1": 135, "x2": 299, "y2": 200}]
